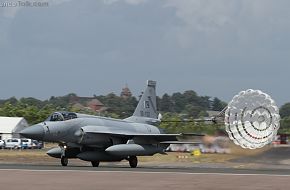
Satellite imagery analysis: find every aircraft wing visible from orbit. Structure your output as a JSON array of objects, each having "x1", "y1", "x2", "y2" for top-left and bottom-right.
[
  {"x1": 85, "y1": 131, "x2": 179, "y2": 141},
  {"x1": 81, "y1": 126, "x2": 204, "y2": 142}
]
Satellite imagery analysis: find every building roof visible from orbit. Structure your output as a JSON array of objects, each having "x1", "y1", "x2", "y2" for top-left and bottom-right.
[
  {"x1": 0, "y1": 117, "x2": 27, "y2": 133},
  {"x1": 88, "y1": 99, "x2": 104, "y2": 106}
]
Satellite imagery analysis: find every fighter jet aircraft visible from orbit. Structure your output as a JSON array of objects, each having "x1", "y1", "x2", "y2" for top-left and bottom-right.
[
  {"x1": 20, "y1": 80, "x2": 201, "y2": 167},
  {"x1": 20, "y1": 80, "x2": 280, "y2": 167}
]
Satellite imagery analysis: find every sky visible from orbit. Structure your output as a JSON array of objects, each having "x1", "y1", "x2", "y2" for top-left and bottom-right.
[{"x1": 0, "y1": 0, "x2": 290, "y2": 105}]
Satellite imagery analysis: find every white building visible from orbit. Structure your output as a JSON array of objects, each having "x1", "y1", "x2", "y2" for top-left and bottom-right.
[{"x1": 0, "y1": 117, "x2": 29, "y2": 140}]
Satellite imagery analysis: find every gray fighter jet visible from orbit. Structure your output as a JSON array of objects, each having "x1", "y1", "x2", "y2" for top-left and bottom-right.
[
  {"x1": 20, "y1": 80, "x2": 200, "y2": 168},
  {"x1": 20, "y1": 80, "x2": 279, "y2": 167}
]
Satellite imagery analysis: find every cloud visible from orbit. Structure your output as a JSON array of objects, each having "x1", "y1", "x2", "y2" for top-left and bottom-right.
[
  {"x1": 163, "y1": 0, "x2": 290, "y2": 51},
  {"x1": 1, "y1": 4, "x2": 21, "y2": 18},
  {"x1": 166, "y1": 0, "x2": 236, "y2": 32},
  {"x1": 1, "y1": 0, "x2": 147, "y2": 19},
  {"x1": 103, "y1": 0, "x2": 147, "y2": 5},
  {"x1": 49, "y1": 0, "x2": 72, "y2": 5},
  {"x1": 0, "y1": 0, "x2": 290, "y2": 104}
]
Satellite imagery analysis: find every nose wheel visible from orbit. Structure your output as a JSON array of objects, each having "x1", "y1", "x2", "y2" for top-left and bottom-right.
[
  {"x1": 61, "y1": 156, "x2": 68, "y2": 166},
  {"x1": 128, "y1": 156, "x2": 138, "y2": 168}
]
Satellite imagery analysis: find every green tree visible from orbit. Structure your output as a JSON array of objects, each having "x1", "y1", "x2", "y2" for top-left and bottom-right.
[
  {"x1": 212, "y1": 97, "x2": 227, "y2": 111},
  {"x1": 183, "y1": 90, "x2": 199, "y2": 106},
  {"x1": 280, "y1": 116, "x2": 290, "y2": 133},
  {"x1": 19, "y1": 97, "x2": 43, "y2": 108},
  {"x1": 171, "y1": 92, "x2": 185, "y2": 112},
  {"x1": 159, "y1": 94, "x2": 174, "y2": 112},
  {"x1": 5, "y1": 97, "x2": 18, "y2": 105},
  {"x1": 198, "y1": 96, "x2": 211, "y2": 110},
  {"x1": 280, "y1": 103, "x2": 290, "y2": 118},
  {"x1": 184, "y1": 104, "x2": 204, "y2": 118}
]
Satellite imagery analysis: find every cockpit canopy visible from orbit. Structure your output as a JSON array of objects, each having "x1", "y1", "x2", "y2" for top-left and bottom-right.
[{"x1": 46, "y1": 111, "x2": 78, "y2": 122}]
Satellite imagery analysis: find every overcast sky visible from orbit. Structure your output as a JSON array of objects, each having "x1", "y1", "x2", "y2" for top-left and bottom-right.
[{"x1": 0, "y1": 0, "x2": 290, "y2": 105}]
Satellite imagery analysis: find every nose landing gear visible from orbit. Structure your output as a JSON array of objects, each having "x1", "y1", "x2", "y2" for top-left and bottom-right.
[
  {"x1": 128, "y1": 156, "x2": 138, "y2": 168},
  {"x1": 61, "y1": 156, "x2": 68, "y2": 166},
  {"x1": 60, "y1": 144, "x2": 68, "y2": 166}
]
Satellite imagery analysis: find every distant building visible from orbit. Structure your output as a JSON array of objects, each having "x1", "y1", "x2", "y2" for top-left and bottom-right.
[
  {"x1": 87, "y1": 99, "x2": 105, "y2": 112},
  {"x1": 121, "y1": 84, "x2": 132, "y2": 99},
  {"x1": 70, "y1": 96, "x2": 106, "y2": 113},
  {"x1": 0, "y1": 117, "x2": 29, "y2": 140}
]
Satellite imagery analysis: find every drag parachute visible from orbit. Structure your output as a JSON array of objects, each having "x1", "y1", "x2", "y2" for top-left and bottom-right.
[{"x1": 225, "y1": 89, "x2": 280, "y2": 149}]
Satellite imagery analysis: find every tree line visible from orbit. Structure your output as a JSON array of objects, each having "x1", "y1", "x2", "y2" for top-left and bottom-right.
[
  {"x1": 279, "y1": 103, "x2": 290, "y2": 133},
  {"x1": 0, "y1": 91, "x2": 290, "y2": 134},
  {"x1": 0, "y1": 90, "x2": 226, "y2": 123}
]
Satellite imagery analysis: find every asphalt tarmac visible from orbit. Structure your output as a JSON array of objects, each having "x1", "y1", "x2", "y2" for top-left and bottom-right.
[
  {"x1": 0, "y1": 164, "x2": 289, "y2": 190},
  {"x1": 0, "y1": 163, "x2": 290, "y2": 175},
  {"x1": 1, "y1": 146, "x2": 290, "y2": 190}
]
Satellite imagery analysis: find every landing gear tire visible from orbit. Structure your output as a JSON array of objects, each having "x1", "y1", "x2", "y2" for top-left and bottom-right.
[
  {"x1": 91, "y1": 161, "x2": 100, "y2": 167},
  {"x1": 61, "y1": 157, "x2": 68, "y2": 166},
  {"x1": 128, "y1": 156, "x2": 138, "y2": 168}
]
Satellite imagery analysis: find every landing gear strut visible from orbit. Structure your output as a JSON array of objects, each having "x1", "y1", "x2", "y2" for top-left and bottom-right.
[
  {"x1": 61, "y1": 156, "x2": 68, "y2": 166},
  {"x1": 60, "y1": 144, "x2": 68, "y2": 166},
  {"x1": 91, "y1": 161, "x2": 100, "y2": 167},
  {"x1": 128, "y1": 156, "x2": 138, "y2": 168}
]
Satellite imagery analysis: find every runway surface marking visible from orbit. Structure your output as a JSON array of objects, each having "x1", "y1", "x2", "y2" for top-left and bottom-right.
[
  {"x1": 0, "y1": 168, "x2": 290, "y2": 177},
  {"x1": 0, "y1": 169, "x2": 289, "y2": 190}
]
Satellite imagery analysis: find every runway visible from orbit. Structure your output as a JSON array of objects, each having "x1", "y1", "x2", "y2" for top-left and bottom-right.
[
  {"x1": 0, "y1": 163, "x2": 290, "y2": 175},
  {"x1": 0, "y1": 164, "x2": 289, "y2": 190},
  {"x1": 1, "y1": 146, "x2": 290, "y2": 190}
]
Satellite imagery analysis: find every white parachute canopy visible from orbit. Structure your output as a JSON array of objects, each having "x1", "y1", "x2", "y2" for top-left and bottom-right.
[{"x1": 225, "y1": 89, "x2": 280, "y2": 149}]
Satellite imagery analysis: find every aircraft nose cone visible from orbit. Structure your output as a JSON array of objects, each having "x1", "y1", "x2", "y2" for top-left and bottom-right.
[{"x1": 20, "y1": 124, "x2": 44, "y2": 140}]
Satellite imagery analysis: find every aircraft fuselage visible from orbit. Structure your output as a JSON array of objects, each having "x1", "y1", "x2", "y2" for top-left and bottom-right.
[{"x1": 29, "y1": 116, "x2": 162, "y2": 148}]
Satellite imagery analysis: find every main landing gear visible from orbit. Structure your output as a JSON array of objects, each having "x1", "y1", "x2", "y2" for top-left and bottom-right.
[
  {"x1": 128, "y1": 156, "x2": 138, "y2": 168},
  {"x1": 91, "y1": 161, "x2": 100, "y2": 167},
  {"x1": 59, "y1": 150, "x2": 137, "y2": 168}
]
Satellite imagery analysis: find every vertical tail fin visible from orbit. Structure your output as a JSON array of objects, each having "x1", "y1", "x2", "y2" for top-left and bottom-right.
[
  {"x1": 133, "y1": 80, "x2": 158, "y2": 118},
  {"x1": 125, "y1": 80, "x2": 159, "y2": 124}
]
